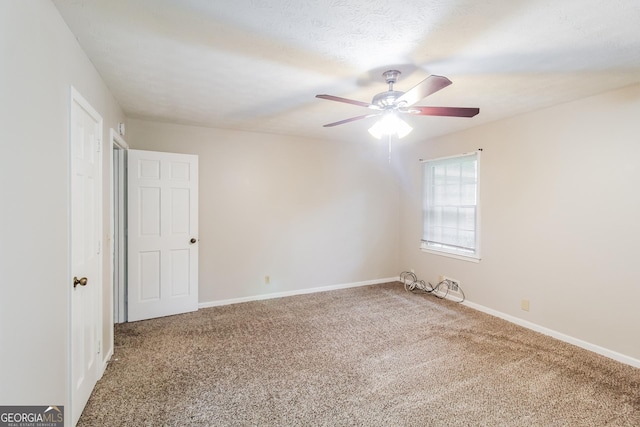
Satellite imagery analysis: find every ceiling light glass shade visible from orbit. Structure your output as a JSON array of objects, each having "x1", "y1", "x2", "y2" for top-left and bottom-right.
[{"x1": 368, "y1": 112, "x2": 413, "y2": 139}]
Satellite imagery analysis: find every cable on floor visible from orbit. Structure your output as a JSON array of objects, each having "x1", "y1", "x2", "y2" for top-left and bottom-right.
[{"x1": 400, "y1": 271, "x2": 465, "y2": 303}]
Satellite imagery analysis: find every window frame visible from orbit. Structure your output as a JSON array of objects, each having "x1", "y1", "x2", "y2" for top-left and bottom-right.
[{"x1": 420, "y1": 151, "x2": 481, "y2": 263}]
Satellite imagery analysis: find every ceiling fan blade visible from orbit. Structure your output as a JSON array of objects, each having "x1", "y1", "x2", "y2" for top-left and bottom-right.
[
  {"x1": 322, "y1": 113, "x2": 380, "y2": 127},
  {"x1": 316, "y1": 94, "x2": 380, "y2": 109},
  {"x1": 408, "y1": 106, "x2": 480, "y2": 118},
  {"x1": 396, "y1": 75, "x2": 452, "y2": 107}
]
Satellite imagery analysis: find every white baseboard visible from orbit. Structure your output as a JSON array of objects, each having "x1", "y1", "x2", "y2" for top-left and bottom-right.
[
  {"x1": 198, "y1": 277, "x2": 399, "y2": 309},
  {"x1": 462, "y1": 300, "x2": 640, "y2": 369}
]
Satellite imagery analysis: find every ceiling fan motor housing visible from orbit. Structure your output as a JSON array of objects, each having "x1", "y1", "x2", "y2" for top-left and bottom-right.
[{"x1": 372, "y1": 90, "x2": 405, "y2": 108}]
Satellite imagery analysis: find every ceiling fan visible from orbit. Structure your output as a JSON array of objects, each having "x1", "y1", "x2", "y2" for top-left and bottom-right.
[{"x1": 316, "y1": 70, "x2": 479, "y2": 139}]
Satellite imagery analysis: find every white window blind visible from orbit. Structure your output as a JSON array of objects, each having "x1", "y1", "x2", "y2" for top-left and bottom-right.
[{"x1": 421, "y1": 152, "x2": 480, "y2": 260}]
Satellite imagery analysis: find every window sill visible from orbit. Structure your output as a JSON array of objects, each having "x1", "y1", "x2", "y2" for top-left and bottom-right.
[{"x1": 420, "y1": 248, "x2": 481, "y2": 263}]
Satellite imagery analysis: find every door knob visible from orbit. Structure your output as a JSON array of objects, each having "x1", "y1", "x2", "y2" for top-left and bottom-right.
[
  {"x1": 190, "y1": 238, "x2": 197, "y2": 244},
  {"x1": 73, "y1": 276, "x2": 88, "y2": 288}
]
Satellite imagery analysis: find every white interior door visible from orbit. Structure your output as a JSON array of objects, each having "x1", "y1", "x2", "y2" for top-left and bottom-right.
[
  {"x1": 127, "y1": 149, "x2": 198, "y2": 322},
  {"x1": 70, "y1": 88, "x2": 103, "y2": 425}
]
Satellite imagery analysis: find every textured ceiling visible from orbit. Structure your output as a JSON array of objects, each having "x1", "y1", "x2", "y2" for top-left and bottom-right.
[{"x1": 53, "y1": 0, "x2": 640, "y2": 143}]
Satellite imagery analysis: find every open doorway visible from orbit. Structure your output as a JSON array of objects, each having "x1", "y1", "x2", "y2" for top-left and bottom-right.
[{"x1": 111, "y1": 128, "x2": 128, "y2": 323}]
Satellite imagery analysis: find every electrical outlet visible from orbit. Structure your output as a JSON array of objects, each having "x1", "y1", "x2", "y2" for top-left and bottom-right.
[
  {"x1": 521, "y1": 299, "x2": 530, "y2": 311},
  {"x1": 265, "y1": 275, "x2": 270, "y2": 285},
  {"x1": 442, "y1": 276, "x2": 460, "y2": 292}
]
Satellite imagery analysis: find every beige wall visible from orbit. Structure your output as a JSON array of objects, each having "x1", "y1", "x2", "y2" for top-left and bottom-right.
[
  {"x1": 398, "y1": 84, "x2": 640, "y2": 361},
  {"x1": 0, "y1": 0, "x2": 125, "y2": 410},
  {"x1": 127, "y1": 119, "x2": 401, "y2": 303}
]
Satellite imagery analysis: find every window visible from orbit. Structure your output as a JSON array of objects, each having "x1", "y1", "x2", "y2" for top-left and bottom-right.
[{"x1": 421, "y1": 151, "x2": 480, "y2": 262}]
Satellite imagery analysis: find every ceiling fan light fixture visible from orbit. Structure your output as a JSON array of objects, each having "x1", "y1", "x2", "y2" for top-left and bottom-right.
[{"x1": 368, "y1": 112, "x2": 413, "y2": 139}]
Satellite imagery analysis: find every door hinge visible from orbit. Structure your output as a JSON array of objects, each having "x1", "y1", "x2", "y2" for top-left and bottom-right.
[
  {"x1": 97, "y1": 340, "x2": 101, "y2": 354},
  {"x1": 96, "y1": 139, "x2": 102, "y2": 153},
  {"x1": 97, "y1": 240, "x2": 101, "y2": 255}
]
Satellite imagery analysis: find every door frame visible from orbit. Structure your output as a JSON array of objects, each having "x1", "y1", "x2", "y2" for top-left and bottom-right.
[
  {"x1": 68, "y1": 86, "x2": 104, "y2": 425},
  {"x1": 110, "y1": 128, "x2": 129, "y2": 324}
]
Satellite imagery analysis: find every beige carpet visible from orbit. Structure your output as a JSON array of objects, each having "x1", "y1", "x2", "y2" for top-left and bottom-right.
[{"x1": 79, "y1": 282, "x2": 640, "y2": 426}]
